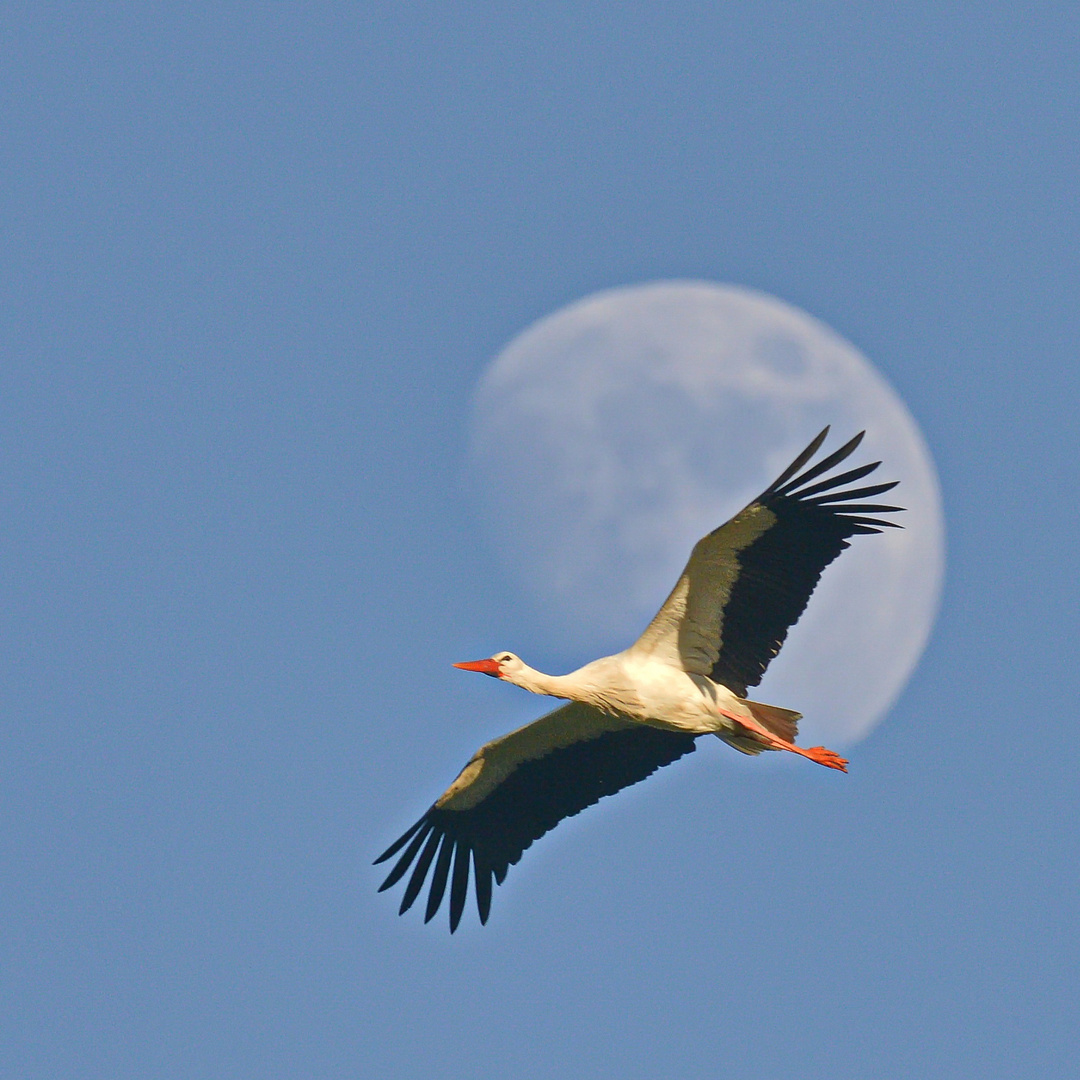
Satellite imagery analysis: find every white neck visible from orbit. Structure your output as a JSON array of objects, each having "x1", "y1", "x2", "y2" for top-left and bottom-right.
[
  {"x1": 503, "y1": 655, "x2": 632, "y2": 713},
  {"x1": 504, "y1": 663, "x2": 580, "y2": 699}
]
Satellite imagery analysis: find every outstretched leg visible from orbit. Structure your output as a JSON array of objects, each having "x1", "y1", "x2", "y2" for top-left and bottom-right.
[{"x1": 718, "y1": 708, "x2": 848, "y2": 772}]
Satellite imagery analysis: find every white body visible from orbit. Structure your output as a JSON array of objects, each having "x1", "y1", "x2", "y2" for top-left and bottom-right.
[{"x1": 501, "y1": 650, "x2": 749, "y2": 737}]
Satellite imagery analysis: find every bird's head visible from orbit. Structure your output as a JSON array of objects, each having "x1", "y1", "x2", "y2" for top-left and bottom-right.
[{"x1": 453, "y1": 651, "x2": 524, "y2": 682}]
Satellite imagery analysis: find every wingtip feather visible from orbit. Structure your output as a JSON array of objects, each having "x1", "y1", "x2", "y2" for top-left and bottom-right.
[
  {"x1": 767, "y1": 427, "x2": 831, "y2": 491},
  {"x1": 398, "y1": 828, "x2": 442, "y2": 914},
  {"x1": 374, "y1": 816, "x2": 426, "y2": 865},
  {"x1": 449, "y1": 843, "x2": 471, "y2": 933},
  {"x1": 776, "y1": 432, "x2": 869, "y2": 496},
  {"x1": 424, "y1": 834, "x2": 454, "y2": 923},
  {"x1": 475, "y1": 860, "x2": 493, "y2": 925},
  {"x1": 807, "y1": 478, "x2": 901, "y2": 504},
  {"x1": 791, "y1": 461, "x2": 881, "y2": 499},
  {"x1": 377, "y1": 822, "x2": 433, "y2": 893}
]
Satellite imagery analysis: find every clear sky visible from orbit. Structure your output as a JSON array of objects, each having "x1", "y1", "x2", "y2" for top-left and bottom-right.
[{"x1": 3, "y1": 5, "x2": 1078, "y2": 1078}]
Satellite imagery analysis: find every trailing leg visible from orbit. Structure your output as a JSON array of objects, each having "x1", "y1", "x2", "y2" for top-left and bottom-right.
[{"x1": 717, "y1": 707, "x2": 848, "y2": 772}]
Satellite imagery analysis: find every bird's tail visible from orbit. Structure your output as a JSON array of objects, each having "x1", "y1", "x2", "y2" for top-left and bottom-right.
[{"x1": 743, "y1": 700, "x2": 801, "y2": 743}]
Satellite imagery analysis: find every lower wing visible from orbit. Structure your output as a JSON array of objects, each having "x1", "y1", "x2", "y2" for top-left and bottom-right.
[{"x1": 375, "y1": 701, "x2": 698, "y2": 932}]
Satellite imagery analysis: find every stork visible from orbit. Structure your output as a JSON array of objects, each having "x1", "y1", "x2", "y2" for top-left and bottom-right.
[{"x1": 376, "y1": 428, "x2": 903, "y2": 931}]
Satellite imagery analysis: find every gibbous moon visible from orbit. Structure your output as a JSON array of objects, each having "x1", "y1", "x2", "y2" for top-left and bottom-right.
[{"x1": 467, "y1": 282, "x2": 944, "y2": 745}]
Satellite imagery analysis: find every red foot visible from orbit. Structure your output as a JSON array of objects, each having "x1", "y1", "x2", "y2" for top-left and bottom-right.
[
  {"x1": 802, "y1": 746, "x2": 848, "y2": 772},
  {"x1": 719, "y1": 707, "x2": 849, "y2": 772}
]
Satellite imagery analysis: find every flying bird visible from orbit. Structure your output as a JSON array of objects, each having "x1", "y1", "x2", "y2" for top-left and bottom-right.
[{"x1": 376, "y1": 428, "x2": 903, "y2": 931}]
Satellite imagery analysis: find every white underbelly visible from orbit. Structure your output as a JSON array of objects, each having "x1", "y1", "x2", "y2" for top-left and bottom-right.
[{"x1": 618, "y1": 664, "x2": 746, "y2": 735}]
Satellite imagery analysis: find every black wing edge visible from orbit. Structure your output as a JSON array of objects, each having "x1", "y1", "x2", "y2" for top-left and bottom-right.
[
  {"x1": 709, "y1": 429, "x2": 905, "y2": 696},
  {"x1": 375, "y1": 726, "x2": 699, "y2": 933},
  {"x1": 766, "y1": 428, "x2": 905, "y2": 533}
]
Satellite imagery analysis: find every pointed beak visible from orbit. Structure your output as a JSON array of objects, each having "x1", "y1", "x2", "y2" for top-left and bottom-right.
[{"x1": 453, "y1": 658, "x2": 502, "y2": 677}]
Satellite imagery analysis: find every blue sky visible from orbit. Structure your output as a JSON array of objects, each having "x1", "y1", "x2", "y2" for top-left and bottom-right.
[{"x1": 2, "y1": 5, "x2": 1078, "y2": 1077}]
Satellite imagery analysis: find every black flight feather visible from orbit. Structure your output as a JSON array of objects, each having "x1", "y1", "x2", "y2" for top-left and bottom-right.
[
  {"x1": 399, "y1": 828, "x2": 442, "y2": 914},
  {"x1": 376, "y1": 725, "x2": 697, "y2": 932},
  {"x1": 376, "y1": 821, "x2": 432, "y2": 893},
  {"x1": 773, "y1": 430, "x2": 865, "y2": 495},
  {"x1": 424, "y1": 834, "x2": 454, "y2": 923},
  {"x1": 709, "y1": 430, "x2": 904, "y2": 697}
]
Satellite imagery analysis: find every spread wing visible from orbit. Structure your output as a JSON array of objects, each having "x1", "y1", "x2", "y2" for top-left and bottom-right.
[
  {"x1": 374, "y1": 702, "x2": 697, "y2": 932},
  {"x1": 630, "y1": 428, "x2": 904, "y2": 696}
]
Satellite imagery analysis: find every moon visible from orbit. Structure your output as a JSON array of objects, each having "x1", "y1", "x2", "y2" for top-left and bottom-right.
[{"x1": 467, "y1": 281, "x2": 944, "y2": 746}]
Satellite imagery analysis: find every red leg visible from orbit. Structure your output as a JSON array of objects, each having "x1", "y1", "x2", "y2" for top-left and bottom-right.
[{"x1": 718, "y1": 708, "x2": 848, "y2": 772}]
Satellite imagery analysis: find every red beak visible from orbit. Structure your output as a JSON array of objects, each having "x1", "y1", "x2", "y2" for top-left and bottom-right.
[{"x1": 453, "y1": 658, "x2": 502, "y2": 677}]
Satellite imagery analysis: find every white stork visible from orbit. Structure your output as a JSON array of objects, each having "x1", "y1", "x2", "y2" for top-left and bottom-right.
[{"x1": 376, "y1": 428, "x2": 902, "y2": 931}]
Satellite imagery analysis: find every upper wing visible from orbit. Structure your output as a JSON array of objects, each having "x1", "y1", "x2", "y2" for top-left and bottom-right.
[
  {"x1": 374, "y1": 702, "x2": 697, "y2": 932},
  {"x1": 630, "y1": 428, "x2": 904, "y2": 696}
]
